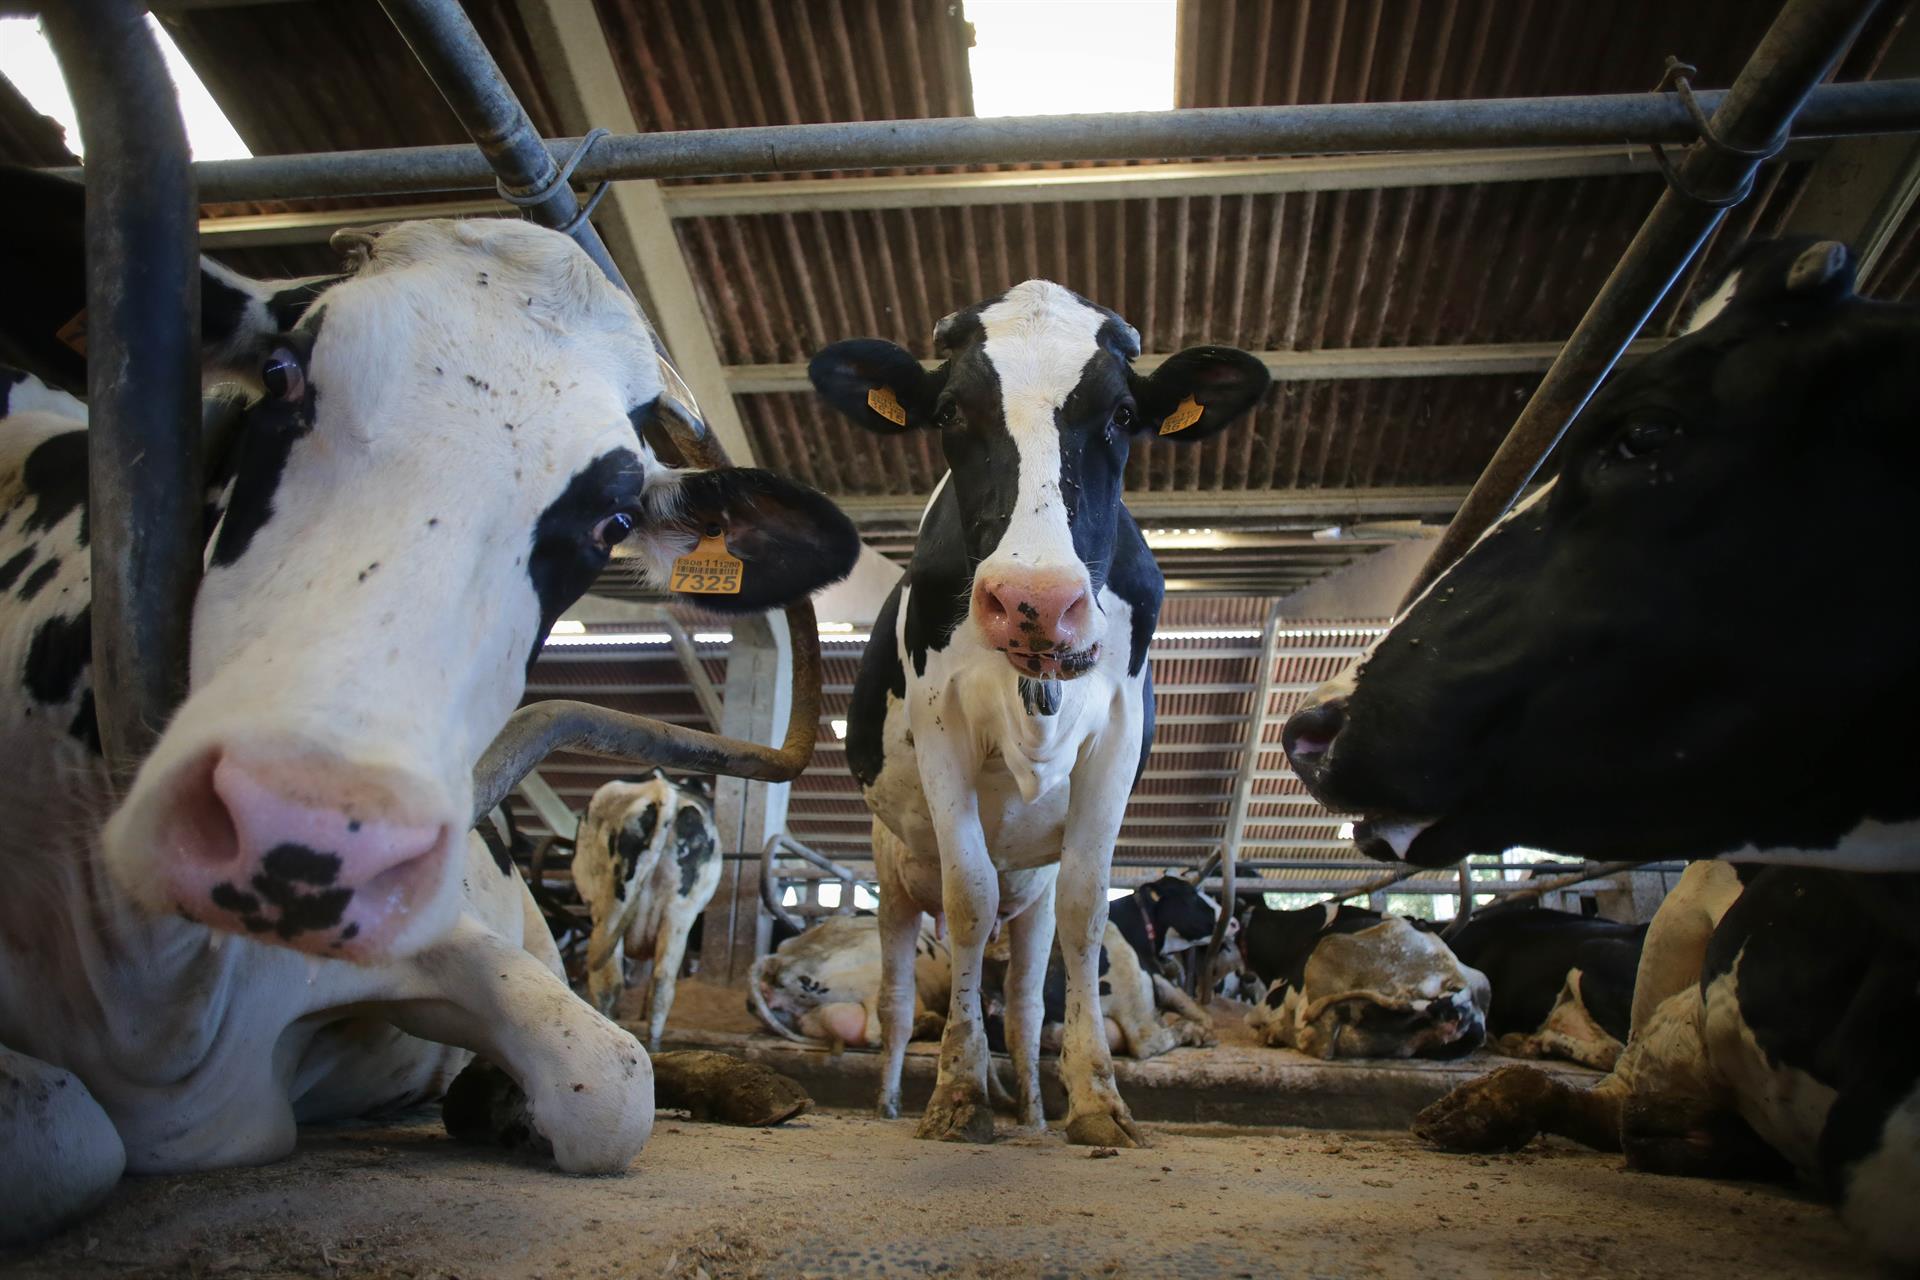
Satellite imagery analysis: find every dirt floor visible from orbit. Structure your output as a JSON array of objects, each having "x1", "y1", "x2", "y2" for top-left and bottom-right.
[
  {"x1": 3, "y1": 1109, "x2": 1867, "y2": 1279},
  {"x1": 3, "y1": 980, "x2": 1875, "y2": 1278}
]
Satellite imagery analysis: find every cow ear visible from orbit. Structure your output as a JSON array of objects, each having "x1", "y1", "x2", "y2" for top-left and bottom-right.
[
  {"x1": 642, "y1": 467, "x2": 862, "y2": 614},
  {"x1": 808, "y1": 338, "x2": 941, "y2": 433},
  {"x1": 1131, "y1": 346, "x2": 1270, "y2": 442}
]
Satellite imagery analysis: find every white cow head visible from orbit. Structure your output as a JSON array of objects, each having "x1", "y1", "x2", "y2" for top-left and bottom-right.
[{"x1": 64, "y1": 216, "x2": 858, "y2": 961}]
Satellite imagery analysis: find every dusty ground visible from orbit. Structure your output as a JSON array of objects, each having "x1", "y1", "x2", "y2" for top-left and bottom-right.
[{"x1": 4, "y1": 1109, "x2": 1869, "y2": 1279}]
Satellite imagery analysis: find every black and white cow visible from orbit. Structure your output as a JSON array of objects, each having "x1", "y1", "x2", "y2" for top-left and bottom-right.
[
  {"x1": 1238, "y1": 902, "x2": 1488, "y2": 1058},
  {"x1": 573, "y1": 772, "x2": 721, "y2": 1047},
  {"x1": 749, "y1": 914, "x2": 952, "y2": 1050},
  {"x1": 1280, "y1": 239, "x2": 1918, "y2": 1263},
  {"x1": 1445, "y1": 907, "x2": 1646, "y2": 1070},
  {"x1": 0, "y1": 173, "x2": 858, "y2": 1243},
  {"x1": 810, "y1": 282, "x2": 1267, "y2": 1146},
  {"x1": 1107, "y1": 874, "x2": 1230, "y2": 980}
]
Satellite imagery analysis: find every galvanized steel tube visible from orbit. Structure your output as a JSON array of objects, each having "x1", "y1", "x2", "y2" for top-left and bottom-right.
[
  {"x1": 1403, "y1": 0, "x2": 1889, "y2": 606},
  {"x1": 62, "y1": 78, "x2": 1920, "y2": 204},
  {"x1": 44, "y1": 1, "x2": 202, "y2": 773}
]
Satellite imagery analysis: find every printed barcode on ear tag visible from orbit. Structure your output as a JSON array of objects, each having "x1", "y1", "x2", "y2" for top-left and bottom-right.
[
  {"x1": 1158, "y1": 395, "x2": 1204, "y2": 436},
  {"x1": 670, "y1": 532, "x2": 743, "y2": 595},
  {"x1": 867, "y1": 386, "x2": 907, "y2": 425}
]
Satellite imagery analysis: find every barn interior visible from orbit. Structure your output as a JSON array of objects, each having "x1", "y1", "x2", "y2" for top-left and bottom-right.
[{"x1": 3, "y1": 0, "x2": 1917, "y2": 1276}]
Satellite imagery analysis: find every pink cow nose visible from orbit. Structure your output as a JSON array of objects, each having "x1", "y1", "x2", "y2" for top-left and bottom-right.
[
  {"x1": 156, "y1": 752, "x2": 451, "y2": 956},
  {"x1": 973, "y1": 572, "x2": 1093, "y2": 658}
]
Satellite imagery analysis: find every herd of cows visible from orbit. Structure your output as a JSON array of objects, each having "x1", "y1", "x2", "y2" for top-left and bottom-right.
[{"x1": 0, "y1": 161, "x2": 1914, "y2": 1266}]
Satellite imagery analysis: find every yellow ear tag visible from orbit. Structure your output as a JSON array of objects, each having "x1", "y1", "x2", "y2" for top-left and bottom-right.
[
  {"x1": 1158, "y1": 395, "x2": 1204, "y2": 436},
  {"x1": 56, "y1": 308, "x2": 87, "y2": 357},
  {"x1": 669, "y1": 531, "x2": 744, "y2": 595},
  {"x1": 867, "y1": 386, "x2": 908, "y2": 426}
]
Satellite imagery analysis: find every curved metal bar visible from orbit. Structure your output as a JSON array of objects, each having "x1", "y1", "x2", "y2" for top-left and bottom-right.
[
  {"x1": 80, "y1": 79, "x2": 1920, "y2": 204},
  {"x1": 44, "y1": 1, "x2": 203, "y2": 774},
  {"x1": 1439, "y1": 859, "x2": 1662, "y2": 938},
  {"x1": 758, "y1": 832, "x2": 863, "y2": 934}
]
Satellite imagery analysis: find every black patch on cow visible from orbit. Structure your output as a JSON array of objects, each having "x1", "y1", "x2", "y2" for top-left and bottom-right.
[
  {"x1": 1107, "y1": 876, "x2": 1217, "y2": 970},
  {"x1": 845, "y1": 584, "x2": 905, "y2": 787},
  {"x1": 0, "y1": 366, "x2": 22, "y2": 416},
  {"x1": 209, "y1": 842, "x2": 354, "y2": 938},
  {"x1": 612, "y1": 801, "x2": 660, "y2": 901},
  {"x1": 1447, "y1": 907, "x2": 1647, "y2": 1040},
  {"x1": 17, "y1": 556, "x2": 58, "y2": 600},
  {"x1": 1019, "y1": 677, "x2": 1060, "y2": 716},
  {"x1": 672, "y1": 803, "x2": 715, "y2": 897},
  {"x1": 266, "y1": 277, "x2": 343, "y2": 332},
  {"x1": 476, "y1": 821, "x2": 515, "y2": 876},
  {"x1": 23, "y1": 606, "x2": 89, "y2": 705},
  {"x1": 0, "y1": 547, "x2": 33, "y2": 591},
  {"x1": 20, "y1": 430, "x2": 88, "y2": 544},
  {"x1": 209, "y1": 390, "x2": 310, "y2": 568},
  {"x1": 68, "y1": 689, "x2": 99, "y2": 753},
  {"x1": 1241, "y1": 902, "x2": 1386, "y2": 993},
  {"x1": 524, "y1": 448, "x2": 647, "y2": 673},
  {"x1": 201, "y1": 272, "x2": 253, "y2": 351}
]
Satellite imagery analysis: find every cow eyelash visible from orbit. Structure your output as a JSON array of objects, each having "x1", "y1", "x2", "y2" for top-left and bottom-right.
[{"x1": 1612, "y1": 420, "x2": 1678, "y2": 461}]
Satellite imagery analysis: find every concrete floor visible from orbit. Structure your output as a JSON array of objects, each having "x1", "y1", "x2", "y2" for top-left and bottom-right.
[{"x1": 3, "y1": 1110, "x2": 1868, "y2": 1279}]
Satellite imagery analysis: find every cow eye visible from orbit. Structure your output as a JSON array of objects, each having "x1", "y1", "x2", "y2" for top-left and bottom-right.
[
  {"x1": 1613, "y1": 420, "x2": 1676, "y2": 461},
  {"x1": 261, "y1": 348, "x2": 305, "y2": 402},
  {"x1": 591, "y1": 511, "x2": 637, "y2": 550},
  {"x1": 1113, "y1": 404, "x2": 1135, "y2": 430}
]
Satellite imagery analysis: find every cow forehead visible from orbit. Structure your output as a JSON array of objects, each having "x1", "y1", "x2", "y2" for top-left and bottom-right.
[
  {"x1": 317, "y1": 219, "x2": 663, "y2": 426},
  {"x1": 973, "y1": 281, "x2": 1117, "y2": 417}
]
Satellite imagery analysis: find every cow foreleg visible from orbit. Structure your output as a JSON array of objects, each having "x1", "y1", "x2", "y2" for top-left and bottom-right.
[
  {"x1": 382, "y1": 916, "x2": 652, "y2": 1173},
  {"x1": 0, "y1": 1045, "x2": 126, "y2": 1246},
  {"x1": 644, "y1": 918, "x2": 693, "y2": 1052},
  {"x1": 873, "y1": 831, "x2": 922, "y2": 1120},
  {"x1": 1002, "y1": 877, "x2": 1057, "y2": 1131},
  {"x1": 1150, "y1": 974, "x2": 1218, "y2": 1047}
]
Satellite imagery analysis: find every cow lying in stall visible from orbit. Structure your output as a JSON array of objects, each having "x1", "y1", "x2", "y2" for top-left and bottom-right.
[
  {"x1": 1446, "y1": 906, "x2": 1646, "y2": 1070},
  {"x1": 0, "y1": 173, "x2": 859, "y2": 1244},
  {"x1": 750, "y1": 914, "x2": 952, "y2": 1050},
  {"x1": 811, "y1": 282, "x2": 1268, "y2": 1146},
  {"x1": 1279, "y1": 239, "x2": 1920, "y2": 1264},
  {"x1": 1237, "y1": 902, "x2": 1488, "y2": 1059},
  {"x1": 572, "y1": 772, "x2": 722, "y2": 1047}
]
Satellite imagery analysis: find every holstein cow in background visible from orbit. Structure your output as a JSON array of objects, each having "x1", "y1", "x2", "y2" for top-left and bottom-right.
[
  {"x1": 1445, "y1": 907, "x2": 1646, "y2": 1070},
  {"x1": 1282, "y1": 239, "x2": 1919, "y2": 1264},
  {"x1": 982, "y1": 918, "x2": 1216, "y2": 1063},
  {"x1": 811, "y1": 282, "x2": 1268, "y2": 1145},
  {"x1": 573, "y1": 771, "x2": 721, "y2": 1047},
  {"x1": 750, "y1": 914, "x2": 953, "y2": 1050},
  {"x1": 1238, "y1": 902, "x2": 1488, "y2": 1059},
  {"x1": 0, "y1": 171, "x2": 858, "y2": 1243}
]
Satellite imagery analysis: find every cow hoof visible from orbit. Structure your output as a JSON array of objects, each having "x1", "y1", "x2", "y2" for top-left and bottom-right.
[
  {"x1": 1411, "y1": 1064, "x2": 1552, "y2": 1153},
  {"x1": 1066, "y1": 1111, "x2": 1144, "y2": 1149},
  {"x1": 877, "y1": 1092, "x2": 901, "y2": 1120},
  {"x1": 916, "y1": 1093, "x2": 994, "y2": 1143}
]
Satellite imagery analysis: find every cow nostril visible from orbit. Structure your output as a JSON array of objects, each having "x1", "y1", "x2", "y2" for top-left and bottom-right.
[
  {"x1": 1282, "y1": 696, "x2": 1347, "y2": 762},
  {"x1": 980, "y1": 585, "x2": 1009, "y2": 619}
]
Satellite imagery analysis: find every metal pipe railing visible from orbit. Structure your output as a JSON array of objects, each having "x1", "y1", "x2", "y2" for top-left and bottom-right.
[
  {"x1": 45, "y1": 1, "x2": 202, "y2": 774},
  {"x1": 50, "y1": 79, "x2": 1920, "y2": 205},
  {"x1": 1401, "y1": 0, "x2": 1887, "y2": 606},
  {"x1": 759, "y1": 833, "x2": 863, "y2": 935}
]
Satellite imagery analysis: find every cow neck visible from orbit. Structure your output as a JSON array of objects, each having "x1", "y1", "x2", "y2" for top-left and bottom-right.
[{"x1": 1108, "y1": 892, "x2": 1157, "y2": 966}]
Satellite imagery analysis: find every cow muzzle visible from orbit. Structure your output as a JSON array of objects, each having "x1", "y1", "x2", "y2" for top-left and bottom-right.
[
  {"x1": 972, "y1": 568, "x2": 1099, "y2": 678},
  {"x1": 123, "y1": 744, "x2": 461, "y2": 960}
]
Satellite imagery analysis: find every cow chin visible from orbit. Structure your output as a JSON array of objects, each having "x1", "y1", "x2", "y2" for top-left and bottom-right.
[{"x1": 103, "y1": 729, "x2": 470, "y2": 963}]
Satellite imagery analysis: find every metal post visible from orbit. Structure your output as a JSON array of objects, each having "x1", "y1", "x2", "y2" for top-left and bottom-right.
[
  {"x1": 44, "y1": 2, "x2": 202, "y2": 773},
  {"x1": 1202, "y1": 600, "x2": 1285, "y2": 1002},
  {"x1": 376, "y1": 0, "x2": 625, "y2": 289},
  {"x1": 75, "y1": 79, "x2": 1920, "y2": 205},
  {"x1": 1402, "y1": 0, "x2": 1886, "y2": 607}
]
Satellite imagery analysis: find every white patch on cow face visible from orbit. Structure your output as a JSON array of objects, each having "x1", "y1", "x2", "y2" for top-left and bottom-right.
[
  {"x1": 975, "y1": 281, "x2": 1106, "y2": 585},
  {"x1": 1681, "y1": 269, "x2": 1744, "y2": 336},
  {"x1": 105, "y1": 219, "x2": 668, "y2": 959}
]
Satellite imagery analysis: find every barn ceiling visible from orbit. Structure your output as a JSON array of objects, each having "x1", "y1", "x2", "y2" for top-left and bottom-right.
[{"x1": 6, "y1": 0, "x2": 1918, "y2": 887}]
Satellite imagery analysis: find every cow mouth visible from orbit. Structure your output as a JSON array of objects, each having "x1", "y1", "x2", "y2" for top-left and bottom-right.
[{"x1": 1002, "y1": 643, "x2": 1100, "y2": 679}]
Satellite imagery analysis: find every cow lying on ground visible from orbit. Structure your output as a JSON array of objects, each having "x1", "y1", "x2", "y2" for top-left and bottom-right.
[
  {"x1": 0, "y1": 172, "x2": 858, "y2": 1244},
  {"x1": 1281, "y1": 238, "x2": 1919, "y2": 1264},
  {"x1": 983, "y1": 917, "x2": 1216, "y2": 1061},
  {"x1": 812, "y1": 281, "x2": 1268, "y2": 1145},
  {"x1": 750, "y1": 914, "x2": 952, "y2": 1049},
  {"x1": 1445, "y1": 907, "x2": 1645, "y2": 1070},
  {"x1": 1239, "y1": 902, "x2": 1488, "y2": 1058},
  {"x1": 573, "y1": 771, "x2": 721, "y2": 1047}
]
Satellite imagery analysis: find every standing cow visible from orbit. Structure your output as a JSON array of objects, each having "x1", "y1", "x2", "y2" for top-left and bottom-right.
[
  {"x1": 1280, "y1": 238, "x2": 1919, "y2": 1264},
  {"x1": 573, "y1": 772, "x2": 722, "y2": 1047},
  {"x1": 0, "y1": 170, "x2": 859, "y2": 1244},
  {"x1": 810, "y1": 281, "x2": 1268, "y2": 1146}
]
